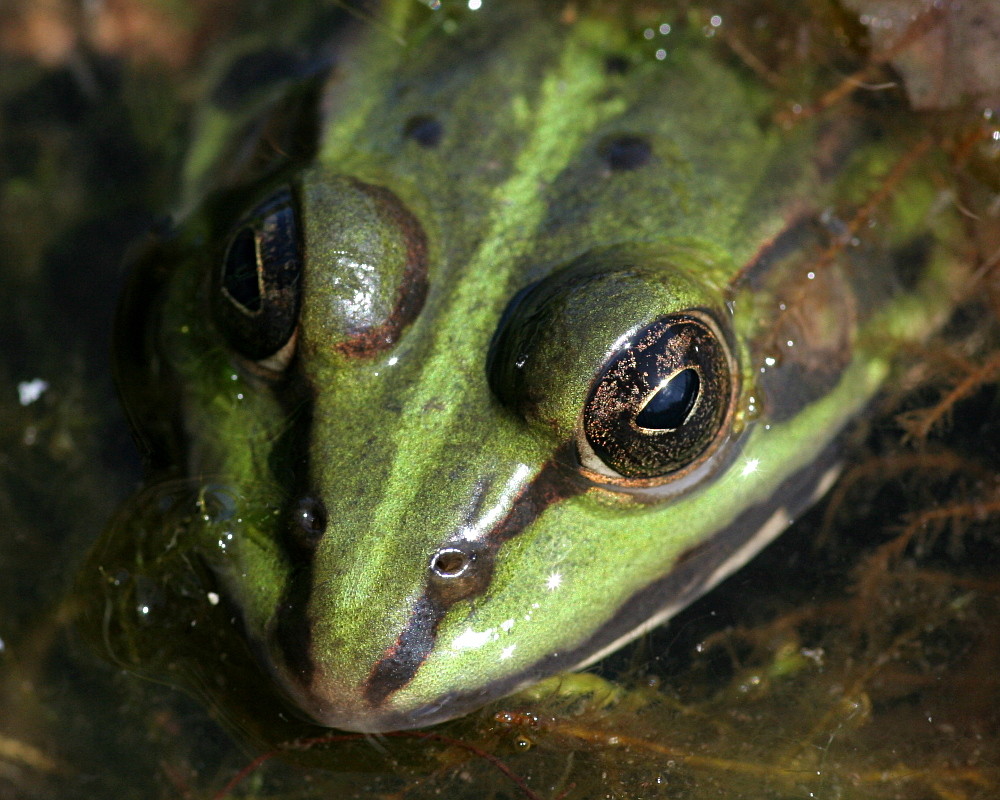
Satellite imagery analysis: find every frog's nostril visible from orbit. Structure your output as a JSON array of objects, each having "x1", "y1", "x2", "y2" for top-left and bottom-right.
[
  {"x1": 430, "y1": 547, "x2": 471, "y2": 578},
  {"x1": 427, "y1": 542, "x2": 493, "y2": 605},
  {"x1": 288, "y1": 494, "x2": 327, "y2": 550}
]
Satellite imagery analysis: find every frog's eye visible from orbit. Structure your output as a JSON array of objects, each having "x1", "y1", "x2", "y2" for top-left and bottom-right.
[
  {"x1": 214, "y1": 187, "x2": 302, "y2": 372},
  {"x1": 579, "y1": 313, "x2": 734, "y2": 481}
]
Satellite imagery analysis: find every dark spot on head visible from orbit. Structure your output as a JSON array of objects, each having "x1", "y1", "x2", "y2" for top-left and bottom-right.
[
  {"x1": 601, "y1": 135, "x2": 652, "y2": 171},
  {"x1": 604, "y1": 54, "x2": 631, "y2": 75},
  {"x1": 403, "y1": 114, "x2": 443, "y2": 148}
]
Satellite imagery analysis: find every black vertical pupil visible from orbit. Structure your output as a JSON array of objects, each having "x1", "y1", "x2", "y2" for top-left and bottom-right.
[
  {"x1": 635, "y1": 368, "x2": 699, "y2": 430},
  {"x1": 223, "y1": 228, "x2": 261, "y2": 312}
]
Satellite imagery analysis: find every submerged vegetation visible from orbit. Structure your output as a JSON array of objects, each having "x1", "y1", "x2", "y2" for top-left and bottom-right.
[{"x1": 0, "y1": 0, "x2": 998, "y2": 797}]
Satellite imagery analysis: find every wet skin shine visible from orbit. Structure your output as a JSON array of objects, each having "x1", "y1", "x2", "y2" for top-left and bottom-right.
[{"x1": 83, "y1": 1, "x2": 962, "y2": 732}]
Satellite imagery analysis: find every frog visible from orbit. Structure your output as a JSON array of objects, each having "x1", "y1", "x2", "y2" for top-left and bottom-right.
[{"x1": 79, "y1": 0, "x2": 964, "y2": 735}]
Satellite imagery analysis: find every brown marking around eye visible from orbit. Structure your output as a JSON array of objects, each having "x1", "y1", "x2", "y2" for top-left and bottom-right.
[{"x1": 334, "y1": 180, "x2": 429, "y2": 358}]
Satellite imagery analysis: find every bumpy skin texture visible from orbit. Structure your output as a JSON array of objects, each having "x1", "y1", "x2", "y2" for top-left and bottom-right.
[{"x1": 96, "y1": 1, "x2": 960, "y2": 733}]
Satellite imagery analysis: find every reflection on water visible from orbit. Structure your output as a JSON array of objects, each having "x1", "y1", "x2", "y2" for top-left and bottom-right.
[{"x1": 1, "y1": 1, "x2": 998, "y2": 798}]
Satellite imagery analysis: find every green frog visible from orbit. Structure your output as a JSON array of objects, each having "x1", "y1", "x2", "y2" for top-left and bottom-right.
[{"x1": 81, "y1": 0, "x2": 963, "y2": 734}]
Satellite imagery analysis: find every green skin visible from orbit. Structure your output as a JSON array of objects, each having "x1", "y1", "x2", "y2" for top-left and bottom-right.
[{"x1": 104, "y1": 1, "x2": 959, "y2": 732}]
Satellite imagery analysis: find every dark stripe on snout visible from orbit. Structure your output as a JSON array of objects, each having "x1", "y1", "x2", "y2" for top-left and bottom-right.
[
  {"x1": 362, "y1": 595, "x2": 444, "y2": 707},
  {"x1": 362, "y1": 443, "x2": 586, "y2": 707}
]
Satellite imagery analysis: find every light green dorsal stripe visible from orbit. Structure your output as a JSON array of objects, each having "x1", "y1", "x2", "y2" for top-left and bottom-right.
[{"x1": 371, "y1": 36, "x2": 624, "y2": 527}]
